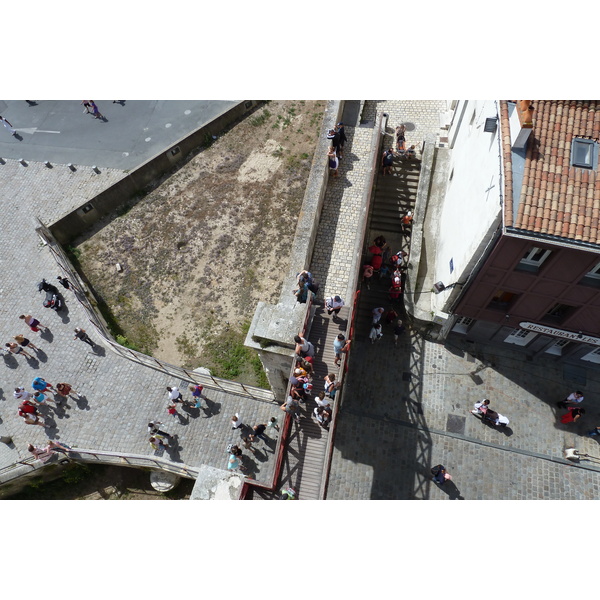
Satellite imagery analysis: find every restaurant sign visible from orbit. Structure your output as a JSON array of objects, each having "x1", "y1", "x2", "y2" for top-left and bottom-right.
[{"x1": 519, "y1": 322, "x2": 600, "y2": 346}]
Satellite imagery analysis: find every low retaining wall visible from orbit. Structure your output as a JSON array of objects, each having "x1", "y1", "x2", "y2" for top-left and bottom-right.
[{"x1": 49, "y1": 100, "x2": 262, "y2": 245}]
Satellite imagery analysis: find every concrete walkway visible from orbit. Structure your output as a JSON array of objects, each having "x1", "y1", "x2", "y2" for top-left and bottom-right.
[{"x1": 0, "y1": 103, "x2": 280, "y2": 487}]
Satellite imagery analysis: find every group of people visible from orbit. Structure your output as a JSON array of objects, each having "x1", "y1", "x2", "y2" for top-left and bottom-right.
[
  {"x1": 227, "y1": 414, "x2": 279, "y2": 472},
  {"x1": 326, "y1": 122, "x2": 347, "y2": 178},
  {"x1": 15, "y1": 377, "x2": 78, "y2": 428}
]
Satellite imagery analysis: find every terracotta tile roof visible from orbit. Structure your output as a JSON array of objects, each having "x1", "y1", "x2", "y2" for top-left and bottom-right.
[{"x1": 503, "y1": 100, "x2": 600, "y2": 245}]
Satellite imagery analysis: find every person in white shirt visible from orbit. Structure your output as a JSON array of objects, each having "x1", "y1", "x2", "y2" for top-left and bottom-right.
[
  {"x1": 471, "y1": 399, "x2": 490, "y2": 415},
  {"x1": 325, "y1": 295, "x2": 344, "y2": 319}
]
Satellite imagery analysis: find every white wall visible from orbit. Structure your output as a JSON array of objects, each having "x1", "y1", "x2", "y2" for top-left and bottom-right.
[{"x1": 431, "y1": 100, "x2": 503, "y2": 314}]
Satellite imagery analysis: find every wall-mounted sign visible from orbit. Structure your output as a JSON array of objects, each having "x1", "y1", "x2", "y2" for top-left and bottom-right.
[{"x1": 519, "y1": 322, "x2": 600, "y2": 346}]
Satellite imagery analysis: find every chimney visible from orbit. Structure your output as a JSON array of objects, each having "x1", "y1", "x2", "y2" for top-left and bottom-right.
[{"x1": 509, "y1": 101, "x2": 534, "y2": 149}]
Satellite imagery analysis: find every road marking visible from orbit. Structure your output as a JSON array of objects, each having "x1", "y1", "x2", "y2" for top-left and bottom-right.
[{"x1": 17, "y1": 127, "x2": 61, "y2": 135}]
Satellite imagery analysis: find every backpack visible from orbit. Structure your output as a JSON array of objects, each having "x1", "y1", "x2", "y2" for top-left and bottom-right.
[{"x1": 226, "y1": 443, "x2": 234, "y2": 453}]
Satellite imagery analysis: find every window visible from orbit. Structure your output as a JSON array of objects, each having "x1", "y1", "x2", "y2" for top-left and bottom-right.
[
  {"x1": 452, "y1": 316, "x2": 474, "y2": 334},
  {"x1": 542, "y1": 302, "x2": 575, "y2": 324},
  {"x1": 545, "y1": 339, "x2": 570, "y2": 356},
  {"x1": 516, "y1": 246, "x2": 552, "y2": 273},
  {"x1": 488, "y1": 290, "x2": 519, "y2": 310},
  {"x1": 571, "y1": 138, "x2": 598, "y2": 169},
  {"x1": 582, "y1": 347, "x2": 600, "y2": 364},
  {"x1": 579, "y1": 261, "x2": 600, "y2": 288},
  {"x1": 504, "y1": 328, "x2": 537, "y2": 346}
]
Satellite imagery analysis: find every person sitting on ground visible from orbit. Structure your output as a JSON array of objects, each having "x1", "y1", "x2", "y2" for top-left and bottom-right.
[
  {"x1": 362, "y1": 264, "x2": 374, "y2": 289},
  {"x1": 561, "y1": 407, "x2": 586, "y2": 424},
  {"x1": 405, "y1": 145, "x2": 416, "y2": 160},
  {"x1": 314, "y1": 405, "x2": 331, "y2": 428},
  {"x1": 557, "y1": 391, "x2": 584, "y2": 409}
]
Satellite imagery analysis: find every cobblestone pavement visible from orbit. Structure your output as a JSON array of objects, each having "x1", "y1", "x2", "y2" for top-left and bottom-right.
[
  {"x1": 309, "y1": 123, "x2": 374, "y2": 302},
  {"x1": 0, "y1": 146, "x2": 279, "y2": 484},
  {"x1": 325, "y1": 101, "x2": 600, "y2": 500}
]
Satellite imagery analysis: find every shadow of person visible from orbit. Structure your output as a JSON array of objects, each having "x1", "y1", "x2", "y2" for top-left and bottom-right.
[
  {"x1": 25, "y1": 356, "x2": 40, "y2": 369},
  {"x1": 203, "y1": 399, "x2": 220, "y2": 416},
  {"x1": 40, "y1": 329, "x2": 54, "y2": 343},
  {"x1": 435, "y1": 479, "x2": 464, "y2": 500},
  {"x1": 91, "y1": 344, "x2": 106, "y2": 357},
  {"x1": 13, "y1": 133, "x2": 23, "y2": 141},
  {"x1": 181, "y1": 404, "x2": 201, "y2": 419},
  {"x1": 2, "y1": 353, "x2": 19, "y2": 369},
  {"x1": 33, "y1": 348, "x2": 48, "y2": 363},
  {"x1": 166, "y1": 443, "x2": 182, "y2": 463},
  {"x1": 58, "y1": 304, "x2": 70, "y2": 323},
  {"x1": 252, "y1": 448, "x2": 268, "y2": 463},
  {"x1": 176, "y1": 412, "x2": 189, "y2": 426},
  {"x1": 73, "y1": 394, "x2": 90, "y2": 411},
  {"x1": 50, "y1": 400, "x2": 70, "y2": 420}
]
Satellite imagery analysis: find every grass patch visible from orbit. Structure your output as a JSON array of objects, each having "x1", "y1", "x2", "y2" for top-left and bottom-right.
[
  {"x1": 116, "y1": 334, "x2": 141, "y2": 352},
  {"x1": 250, "y1": 109, "x2": 272, "y2": 127}
]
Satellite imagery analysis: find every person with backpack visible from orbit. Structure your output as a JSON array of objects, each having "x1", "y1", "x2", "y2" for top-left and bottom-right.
[
  {"x1": 188, "y1": 384, "x2": 206, "y2": 408},
  {"x1": 32, "y1": 376, "x2": 55, "y2": 393},
  {"x1": 294, "y1": 335, "x2": 315, "y2": 359},
  {"x1": 382, "y1": 148, "x2": 395, "y2": 176}
]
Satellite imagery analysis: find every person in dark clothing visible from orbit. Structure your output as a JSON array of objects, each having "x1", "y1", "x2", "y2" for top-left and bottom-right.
[
  {"x1": 57, "y1": 276, "x2": 71, "y2": 291},
  {"x1": 250, "y1": 423, "x2": 268, "y2": 442},
  {"x1": 74, "y1": 327, "x2": 96, "y2": 348}
]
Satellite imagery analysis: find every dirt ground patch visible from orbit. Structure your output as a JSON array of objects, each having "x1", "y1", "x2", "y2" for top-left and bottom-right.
[{"x1": 75, "y1": 101, "x2": 326, "y2": 385}]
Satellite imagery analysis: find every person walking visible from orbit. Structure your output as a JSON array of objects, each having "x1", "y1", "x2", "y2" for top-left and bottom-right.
[
  {"x1": 5, "y1": 342, "x2": 33, "y2": 359},
  {"x1": 315, "y1": 391, "x2": 331, "y2": 410},
  {"x1": 369, "y1": 322, "x2": 383, "y2": 343},
  {"x1": 32, "y1": 376, "x2": 55, "y2": 392},
  {"x1": 431, "y1": 464, "x2": 452, "y2": 486},
  {"x1": 148, "y1": 420, "x2": 171, "y2": 437},
  {"x1": 249, "y1": 423, "x2": 268, "y2": 442},
  {"x1": 149, "y1": 435, "x2": 170, "y2": 450},
  {"x1": 166, "y1": 386, "x2": 184, "y2": 405},
  {"x1": 57, "y1": 276, "x2": 72, "y2": 291},
  {"x1": 13, "y1": 334, "x2": 39, "y2": 353},
  {"x1": 393, "y1": 319, "x2": 406, "y2": 347},
  {"x1": 241, "y1": 436, "x2": 256, "y2": 454},
  {"x1": 14, "y1": 387, "x2": 33, "y2": 402},
  {"x1": 333, "y1": 334, "x2": 345, "y2": 367},
  {"x1": 19, "y1": 314, "x2": 47, "y2": 332},
  {"x1": 56, "y1": 382, "x2": 78, "y2": 399},
  {"x1": 74, "y1": 328, "x2": 96, "y2": 348},
  {"x1": 382, "y1": 147, "x2": 395, "y2": 176},
  {"x1": 325, "y1": 295, "x2": 345, "y2": 320},
  {"x1": 18, "y1": 402, "x2": 47, "y2": 427},
  {"x1": 267, "y1": 416, "x2": 279, "y2": 432},
  {"x1": 81, "y1": 100, "x2": 92, "y2": 114},
  {"x1": 231, "y1": 413, "x2": 244, "y2": 430},
  {"x1": 324, "y1": 373, "x2": 340, "y2": 398},
  {"x1": 188, "y1": 385, "x2": 206, "y2": 408},
  {"x1": 0, "y1": 115, "x2": 17, "y2": 136},
  {"x1": 167, "y1": 402, "x2": 179, "y2": 418},
  {"x1": 372, "y1": 307, "x2": 385, "y2": 324},
  {"x1": 89, "y1": 101, "x2": 103, "y2": 120}
]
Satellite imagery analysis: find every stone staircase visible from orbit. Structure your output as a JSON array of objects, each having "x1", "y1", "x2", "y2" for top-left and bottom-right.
[{"x1": 354, "y1": 156, "x2": 422, "y2": 338}]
